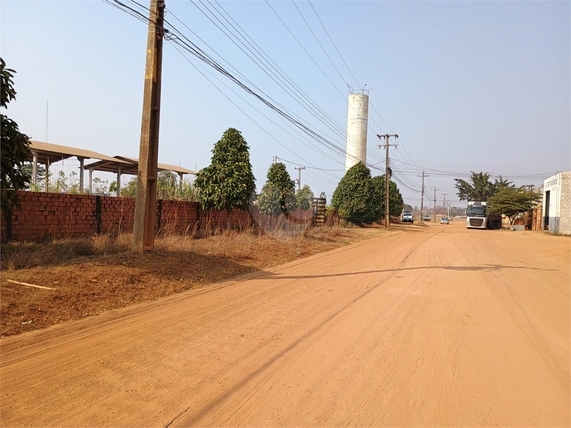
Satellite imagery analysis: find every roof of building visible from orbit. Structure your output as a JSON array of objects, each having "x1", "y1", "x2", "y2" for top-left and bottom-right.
[
  {"x1": 29, "y1": 140, "x2": 130, "y2": 166},
  {"x1": 85, "y1": 156, "x2": 196, "y2": 176},
  {"x1": 28, "y1": 140, "x2": 196, "y2": 176}
]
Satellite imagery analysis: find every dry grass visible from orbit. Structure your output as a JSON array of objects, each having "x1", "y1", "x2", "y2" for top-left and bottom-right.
[{"x1": 1, "y1": 224, "x2": 390, "y2": 337}]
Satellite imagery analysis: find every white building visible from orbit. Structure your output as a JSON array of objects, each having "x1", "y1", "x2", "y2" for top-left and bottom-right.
[{"x1": 543, "y1": 171, "x2": 571, "y2": 234}]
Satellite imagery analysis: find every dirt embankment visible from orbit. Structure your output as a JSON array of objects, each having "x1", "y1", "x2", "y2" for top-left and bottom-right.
[{"x1": 1, "y1": 225, "x2": 391, "y2": 336}]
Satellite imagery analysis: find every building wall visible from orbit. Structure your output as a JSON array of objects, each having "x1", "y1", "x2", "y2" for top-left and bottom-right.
[
  {"x1": 559, "y1": 172, "x2": 571, "y2": 234},
  {"x1": 543, "y1": 172, "x2": 571, "y2": 234}
]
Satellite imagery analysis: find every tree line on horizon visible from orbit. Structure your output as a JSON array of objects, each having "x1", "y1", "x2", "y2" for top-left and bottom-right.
[{"x1": 194, "y1": 127, "x2": 404, "y2": 227}]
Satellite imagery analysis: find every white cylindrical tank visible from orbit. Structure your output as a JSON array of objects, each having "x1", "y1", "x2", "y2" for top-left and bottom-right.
[{"x1": 345, "y1": 93, "x2": 369, "y2": 171}]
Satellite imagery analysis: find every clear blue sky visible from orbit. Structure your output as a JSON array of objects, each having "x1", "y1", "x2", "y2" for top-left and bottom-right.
[{"x1": 2, "y1": 0, "x2": 569, "y2": 208}]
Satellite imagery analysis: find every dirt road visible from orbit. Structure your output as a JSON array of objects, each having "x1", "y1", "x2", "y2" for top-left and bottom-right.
[{"x1": 1, "y1": 222, "x2": 569, "y2": 427}]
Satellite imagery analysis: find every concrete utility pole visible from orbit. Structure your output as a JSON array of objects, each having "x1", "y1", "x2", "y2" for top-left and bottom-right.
[
  {"x1": 417, "y1": 171, "x2": 429, "y2": 222},
  {"x1": 295, "y1": 166, "x2": 305, "y2": 191},
  {"x1": 273, "y1": 155, "x2": 277, "y2": 165},
  {"x1": 442, "y1": 194, "x2": 447, "y2": 217},
  {"x1": 377, "y1": 134, "x2": 398, "y2": 229},
  {"x1": 433, "y1": 187, "x2": 438, "y2": 222},
  {"x1": 133, "y1": 0, "x2": 165, "y2": 253}
]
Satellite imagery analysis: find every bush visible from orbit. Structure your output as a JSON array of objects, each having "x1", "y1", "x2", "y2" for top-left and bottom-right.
[{"x1": 332, "y1": 162, "x2": 378, "y2": 225}]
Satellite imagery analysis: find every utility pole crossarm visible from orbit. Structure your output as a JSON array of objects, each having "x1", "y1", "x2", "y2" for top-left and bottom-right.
[{"x1": 294, "y1": 166, "x2": 305, "y2": 191}]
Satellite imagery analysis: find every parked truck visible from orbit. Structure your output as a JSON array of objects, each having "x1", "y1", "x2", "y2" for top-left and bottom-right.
[{"x1": 466, "y1": 201, "x2": 502, "y2": 229}]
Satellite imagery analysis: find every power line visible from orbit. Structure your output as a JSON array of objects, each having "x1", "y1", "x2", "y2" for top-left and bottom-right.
[
  {"x1": 291, "y1": 0, "x2": 348, "y2": 87},
  {"x1": 307, "y1": 0, "x2": 361, "y2": 88}
]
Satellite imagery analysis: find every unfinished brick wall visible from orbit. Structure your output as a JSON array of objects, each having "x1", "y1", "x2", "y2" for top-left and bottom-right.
[
  {"x1": 1, "y1": 192, "x2": 96, "y2": 241},
  {"x1": 1, "y1": 191, "x2": 204, "y2": 242},
  {"x1": 200, "y1": 209, "x2": 253, "y2": 231},
  {"x1": 1, "y1": 191, "x2": 324, "y2": 242},
  {"x1": 158, "y1": 200, "x2": 199, "y2": 235},
  {"x1": 97, "y1": 196, "x2": 136, "y2": 236}
]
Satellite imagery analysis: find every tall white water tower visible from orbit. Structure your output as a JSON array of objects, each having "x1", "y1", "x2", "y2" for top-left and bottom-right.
[{"x1": 345, "y1": 93, "x2": 369, "y2": 171}]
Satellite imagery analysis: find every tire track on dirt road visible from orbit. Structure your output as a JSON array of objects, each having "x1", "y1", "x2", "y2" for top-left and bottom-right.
[
  {"x1": 174, "y1": 229, "x2": 443, "y2": 426},
  {"x1": 1, "y1": 224, "x2": 568, "y2": 427}
]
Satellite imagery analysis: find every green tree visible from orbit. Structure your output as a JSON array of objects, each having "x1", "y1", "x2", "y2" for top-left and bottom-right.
[
  {"x1": 194, "y1": 128, "x2": 256, "y2": 228},
  {"x1": 91, "y1": 177, "x2": 109, "y2": 195},
  {"x1": 157, "y1": 170, "x2": 179, "y2": 199},
  {"x1": 487, "y1": 187, "x2": 541, "y2": 225},
  {"x1": 257, "y1": 162, "x2": 297, "y2": 216},
  {"x1": 121, "y1": 178, "x2": 137, "y2": 198},
  {"x1": 371, "y1": 175, "x2": 404, "y2": 220},
  {"x1": 22, "y1": 162, "x2": 46, "y2": 189},
  {"x1": 332, "y1": 162, "x2": 378, "y2": 225},
  {"x1": 296, "y1": 184, "x2": 314, "y2": 211},
  {"x1": 454, "y1": 171, "x2": 514, "y2": 201},
  {"x1": 1, "y1": 58, "x2": 31, "y2": 215}
]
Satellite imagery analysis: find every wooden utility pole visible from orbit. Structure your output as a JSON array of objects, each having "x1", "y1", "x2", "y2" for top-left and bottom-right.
[
  {"x1": 295, "y1": 166, "x2": 305, "y2": 191},
  {"x1": 442, "y1": 194, "x2": 447, "y2": 217},
  {"x1": 133, "y1": 0, "x2": 165, "y2": 253},
  {"x1": 433, "y1": 187, "x2": 437, "y2": 222},
  {"x1": 377, "y1": 134, "x2": 398, "y2": 229},
  {"x1": 417, "y1": 171, "x2": 429, "y2": 222}
]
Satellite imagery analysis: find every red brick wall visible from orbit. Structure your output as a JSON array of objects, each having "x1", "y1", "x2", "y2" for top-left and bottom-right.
[
  {"x1": 1, "y1": 191, "x2": 205, "y2": 242},
  {"x1": 1, "y1": 192, "x2": 323, "y2": 242},
  {"x1": 158, "y1": 200, "x2": 199, "y2": 235},
  {"x1": 1, "y1": 192, "x2": 97, "y2": 241},
  {"x1": 98, "y1": 196, "x2": 136, "y2": 235},
  {"x1": 200, "y1": 209, "x2": 253, "y2": 231}
]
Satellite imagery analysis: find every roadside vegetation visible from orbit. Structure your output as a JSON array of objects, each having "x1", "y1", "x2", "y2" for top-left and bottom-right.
[
  {"x1": 455, "y1": 171, "x2": 542, "y2": 223},
  {"x1": 332, "y1": 162, "x2": 404, "y2": 225}
]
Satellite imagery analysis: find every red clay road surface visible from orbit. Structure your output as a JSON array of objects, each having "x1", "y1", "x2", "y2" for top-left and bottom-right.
[{"x1": 1, "y1": 222, "x2": 569, "y2": 427}]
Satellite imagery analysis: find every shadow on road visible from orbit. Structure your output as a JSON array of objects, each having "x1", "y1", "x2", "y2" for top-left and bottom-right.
[{"x1": 257, "y1": 263, "x2": 556, "y2": 281}]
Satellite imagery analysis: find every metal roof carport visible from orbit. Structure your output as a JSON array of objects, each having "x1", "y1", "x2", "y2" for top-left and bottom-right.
[
  {"x1": 28, "y1": 140, "x2": 132, "y2": 193},
  {"x1": 28, "y1": 141, "x2": 196, "y2": 196},
  {"x1": 85, "y1": 156, "x2": 196, "y2": 196}
]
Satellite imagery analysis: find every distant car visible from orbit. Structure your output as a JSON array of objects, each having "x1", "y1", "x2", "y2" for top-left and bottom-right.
[
  {"x1": 441, "y1": 217, "x2": 450, "y2": 224},
  {"x1": 402, "y1": 211, "x2": 413, "y2": 223},
  {"x1": 423, "y1": 214, "x2": 431, "y2": 221}
]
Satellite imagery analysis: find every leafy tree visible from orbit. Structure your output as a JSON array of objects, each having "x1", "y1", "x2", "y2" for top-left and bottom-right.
[
  {"x1": 296, "y1": 184, "x2": 314, "y2": 210},
  {"x1": 403, "y1": 203, "x2": 413, "y2": 212},
  {"x1": 454, "y1": 171, "x2": 514, "y2": 201},
  {"x1": 120, "y1": 174, "x2": 197, "y2": 201},
  {"x1": 194, "y1": 128, "x2": 256, "y2": 228},
  {"x1": 157, "y1": 170, "x2": 179, "y2": 199},
  {"x1": 121, "y1": 178, "x2": 137, "y2": 198},
  {"x1": 487, "y1": 187, "x2": 541, "y2": 225},
  {"x1": 332, "y1": 162, "x2": 378, "y2": 225},
  {"x1": 257, "y1": 162, "x2": 297, "y2": 216},
  {"x1": 21, "y1": 162, "x2": 46, "y2": 188},
  {"x1": 92, "y1": 177, "x2": 109, "y2": 195},
  {"x1": 1, "y1": 58, "x2": 31, "y2": 215},
  {"x1": 494, "y1": 176, "x2": 513, "y2": 193},
  {"x1": 371, "y1": 175, "x2": 404, "y2": 220}
]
